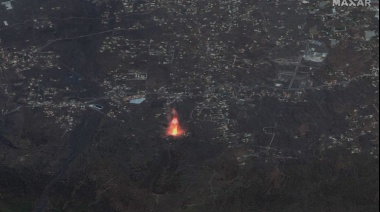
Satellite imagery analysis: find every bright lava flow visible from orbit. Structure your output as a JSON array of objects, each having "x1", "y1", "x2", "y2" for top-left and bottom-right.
[{"x1": 166, "y1": 110, "x2": 185, "y2": 137}]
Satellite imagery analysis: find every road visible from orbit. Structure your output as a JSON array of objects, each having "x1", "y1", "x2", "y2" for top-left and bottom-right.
[{"x1": 33, "y1": 111, "x2": 102, "y2": 212}]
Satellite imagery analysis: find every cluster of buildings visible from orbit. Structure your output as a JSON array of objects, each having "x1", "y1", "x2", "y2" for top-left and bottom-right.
[{"x1": 0, "y1": 0, "x2": 378, "y2": 157}]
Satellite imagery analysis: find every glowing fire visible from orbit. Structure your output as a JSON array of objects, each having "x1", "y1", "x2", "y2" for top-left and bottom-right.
[{"x1": 167, "y1": 109, "x2": 185, "y2": 137}]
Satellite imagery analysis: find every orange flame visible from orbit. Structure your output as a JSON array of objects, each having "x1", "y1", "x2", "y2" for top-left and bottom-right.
[{"x1": 167, "y1": 109, "x2": 185, "y2": 137}]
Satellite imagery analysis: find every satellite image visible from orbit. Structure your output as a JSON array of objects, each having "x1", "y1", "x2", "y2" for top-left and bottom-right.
[{"x1": 0, "y1": 0, "x2": 379, "y2": 211}]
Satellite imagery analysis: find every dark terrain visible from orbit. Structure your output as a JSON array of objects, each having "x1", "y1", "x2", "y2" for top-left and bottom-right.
[{"x1": 0, "y1": 0, "x2": 379, "y2": 211}]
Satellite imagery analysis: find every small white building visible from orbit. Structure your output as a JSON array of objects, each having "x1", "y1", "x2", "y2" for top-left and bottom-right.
[
  {"x1": 130, "y1": 98, "x2": 146, "y2": 104},
  {"x1": 1, "y1": 1, "x2": 13, "y2": 10},
  {"x1": 365, "y1": 31, "x2": 377, "y2": 41}
]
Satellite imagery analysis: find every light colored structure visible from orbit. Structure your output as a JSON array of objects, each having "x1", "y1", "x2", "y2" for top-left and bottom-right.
[
  {"x1": 365, "y1": 31, "x2": 377, "y2": 41},
  {"x1": 89, "y1": 104, "x2": 104, "y2": 110},
  {"x1": 1, "y1": 1, "x2": 13, "y2": 10},
  {"x1": 130, "y1": 98, "x2": 146, "y2": 104}
]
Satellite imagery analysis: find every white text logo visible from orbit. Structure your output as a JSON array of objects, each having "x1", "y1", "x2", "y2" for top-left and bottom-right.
[{"x1": 333, "y1": 0, "x2": 372, "y2": 6}]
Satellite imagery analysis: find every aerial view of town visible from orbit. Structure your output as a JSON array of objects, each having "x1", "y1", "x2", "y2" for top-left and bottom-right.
[{"x1": 0, "y1": 0, "x2": 379, "y2": 211}]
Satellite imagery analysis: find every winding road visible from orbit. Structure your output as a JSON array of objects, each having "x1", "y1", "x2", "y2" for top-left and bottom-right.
[{"x1": 34, "y1": 111, "x2": 102, "y2": 212}]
